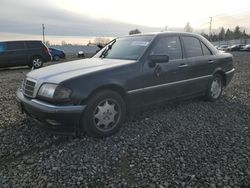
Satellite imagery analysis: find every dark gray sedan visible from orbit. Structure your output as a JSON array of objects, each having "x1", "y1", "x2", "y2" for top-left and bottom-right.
[{"x1": 17, "y1": 32, "x2": 234, "y2": 137}]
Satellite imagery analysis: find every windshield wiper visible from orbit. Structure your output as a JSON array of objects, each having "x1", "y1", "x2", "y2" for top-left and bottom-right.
[{"x1": 100, "y1": 39, "x2": 116, "y2": 58}]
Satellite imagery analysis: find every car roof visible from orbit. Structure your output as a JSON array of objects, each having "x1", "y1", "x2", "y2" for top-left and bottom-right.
[
  {"x1": 115, "y1": 31, "x2": 219, "y2": 55},
  {"x1": 49, "y1": 47, "x2": 62, "y2": 51},
  {"x1": 122, "y1": 31, "x2": 203, "y2": 38},
  {"x1": 0, "y1": 40, "x2": 42, "y2": 43}
]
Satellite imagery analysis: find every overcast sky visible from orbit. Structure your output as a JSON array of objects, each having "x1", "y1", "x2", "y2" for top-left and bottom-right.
[{"x1": 1, "y1": 0, "x2": 250, "y2": 43}]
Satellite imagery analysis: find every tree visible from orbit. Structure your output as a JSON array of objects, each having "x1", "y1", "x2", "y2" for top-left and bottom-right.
[
  {"x1": 94, "y1": 37, "x2": 110, "y2": 46},
  {"x1": 225, "y1": 29, "x2": 233, "y2": 41},
  {"x1": 218, "y1": 27, "x2": 225, "y2": 41},
  {"x1": 200, "y1": 25, "x2": 249, "y2": 42},
  {"x1": 184, "y1": 22, "x2": 193, "y2": 32},
  {"x1": 45, "y1": 40, "x2": 50, "y2": 47},
  {"x1": 129, "y1": 29, "x2": 141, "y2": 35},
  {"x1": 211, "y1": 33, "x2": 219, "y2": 41},
  {"x1": 233, "y1": 26, "x2": 242, "y2": 39},
  {"x1": 201, "y1": 32, "x2": 209, "y2": 40},
  {"x1": 242, "y1": 29, "x2": 249, "y2": 39},
  {"x1": 242, "y1": 30, "x2": 248, "y2": 44},
  {"x1": 61, "y1": 41, "x2": 67, "y2": 45}
]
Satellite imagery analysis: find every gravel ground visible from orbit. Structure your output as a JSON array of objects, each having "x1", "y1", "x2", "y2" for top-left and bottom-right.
[{"x1": 0, "y1": 52, "x2": 249, "y2": 187}]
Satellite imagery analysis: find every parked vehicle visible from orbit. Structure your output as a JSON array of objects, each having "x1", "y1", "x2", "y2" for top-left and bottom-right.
[
  {"x1": 17, "y1": 32, "x2": 234, "y2": 137},
  {"x1": 49, "y1": 48, "x2": 66, "y2": 61},
  {"x1": 228, "y1": 44, "x2": 245, "y2": 51},
  {"x1": 77, "y1": 45, "x2": 102, "y2": 58},
  {"x1": 0, "y1": 40, "x2": 51, "y2": 69},
  {"x1": 214, "y1": 45, "x2": 219, "y2": 49},
  {"x1": 218, "y1": 45, "x2": 229, "y2": 51},
  {"x1": 77, "y1": 51, "x2": 85, "y2": 58},
  {"x1": 241, "y1": 44, "x2": 250, "y2": 51}
]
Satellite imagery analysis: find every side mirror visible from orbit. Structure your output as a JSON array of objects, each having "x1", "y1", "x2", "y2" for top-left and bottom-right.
[{"x1": 149, "y1": 54, "x2": 169, "y2": 67}]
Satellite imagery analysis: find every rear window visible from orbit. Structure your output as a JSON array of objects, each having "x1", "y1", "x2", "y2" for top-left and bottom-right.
[
  {"x1": 182, "y1": 36, "x2": 203, "y2": 58},
  {"x1": 26, "y1": 41, "x2": 41, "y2": 48},
  {"x1": 201, "y1": 42, "x2": 212, "y2": 56},
  {"x1": 6, "y1": 42, "x2": 25, "y2": 50}
]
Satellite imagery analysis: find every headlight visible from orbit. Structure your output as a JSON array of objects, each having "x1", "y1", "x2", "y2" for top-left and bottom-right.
[{"x1": 38, "y1": 83, "x2": 72, "y2": 102}]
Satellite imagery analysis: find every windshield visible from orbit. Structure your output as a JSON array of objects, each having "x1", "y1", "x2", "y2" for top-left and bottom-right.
[{"x1": 94, "y1": 35, "x2": 154, "y2": 60}]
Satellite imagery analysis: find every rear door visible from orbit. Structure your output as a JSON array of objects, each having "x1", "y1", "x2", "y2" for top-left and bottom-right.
[
  {"x1": 181, "y1": 35, "x2": 214, "y2": 95},
  {"x1": 6, "y1": 41, "x2": 27, "y2": 67}
]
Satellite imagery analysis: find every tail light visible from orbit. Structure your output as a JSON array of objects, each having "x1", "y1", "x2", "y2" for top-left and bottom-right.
[{"x1": 44, "y1": 47, "x2": 49, "y2": 54}]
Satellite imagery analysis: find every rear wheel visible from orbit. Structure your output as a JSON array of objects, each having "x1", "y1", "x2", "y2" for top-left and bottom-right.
[
  {"x1": 30, "y1": 56, "x2": 43, "y2": 69},
  {"x1": 205, "y1": 74, "x2": 223, "y2": 101},
  {"x1": 81, "y1": 90, "x2": 126, "y2": 138},
  {"x1": 53, "y1": 55, "x2": 60, "y2": 61}
]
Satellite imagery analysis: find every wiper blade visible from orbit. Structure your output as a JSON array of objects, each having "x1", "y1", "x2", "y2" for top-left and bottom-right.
[
  {"x1": 100, "y1": 39, "x2": 116, "y2": 58},
  {"x1": 100, "y1": 46, "x2": 109, "y2": 58}
]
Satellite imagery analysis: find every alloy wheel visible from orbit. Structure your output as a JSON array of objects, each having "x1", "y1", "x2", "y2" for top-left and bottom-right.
[
  {"x1": 93, "y1": 99, "x2": 121, "y2": 132},
  {"x1": 33, "y1": 58, "x2": 42, "y2": 68},
  {"x1": 211, "y1": 78, "x2": 222, "y2": 99}
]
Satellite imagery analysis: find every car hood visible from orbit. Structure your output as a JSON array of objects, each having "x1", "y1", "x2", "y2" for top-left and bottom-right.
[{"x1": 26, "y1": 58, "x2": 136, "y2": 84}]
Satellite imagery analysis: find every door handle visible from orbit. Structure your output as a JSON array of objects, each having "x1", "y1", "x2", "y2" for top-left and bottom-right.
[
  {"x1": 178, "y1": 63, "x2": 188, "y2": 68},
  {"x1": 208, "y1": 60, "x2": 215, "y2": 64}
]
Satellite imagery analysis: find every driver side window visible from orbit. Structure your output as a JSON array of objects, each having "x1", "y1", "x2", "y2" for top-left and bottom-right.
[{"x1": 151, "y1": 36, "x2": 182, "y2": 60}]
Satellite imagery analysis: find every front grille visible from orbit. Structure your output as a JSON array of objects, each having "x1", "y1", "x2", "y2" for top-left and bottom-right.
[{"x1": 22, "y1": 79, "x2": 36, "y2": 98}]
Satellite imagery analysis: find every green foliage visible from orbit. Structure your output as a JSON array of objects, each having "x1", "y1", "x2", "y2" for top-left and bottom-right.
[
  {"x1": 218, "y1": 27, "x2": 225, "y2": 41},
  {"x1": 129, "y1": 29, "x2": 141, "y2": 35},
  {"x1": 201, "y1": 26, "x2": 249, "y2": 42},
  {"x1": 45, "y1": 40, "x2": 50, "y2": 47}
]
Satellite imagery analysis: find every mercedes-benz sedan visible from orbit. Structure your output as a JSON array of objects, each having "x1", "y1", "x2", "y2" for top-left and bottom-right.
[{"x1": 17, "y1": 32, "x2": 234, "y2": 137}]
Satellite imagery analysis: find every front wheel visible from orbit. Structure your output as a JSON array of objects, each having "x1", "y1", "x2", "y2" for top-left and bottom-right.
[
  {"x1": 205, "y1": 74, "x2": 223, "y2": 102},
  {"x1": 81, "y1": 90, "x2": 126, "y2": 138}
]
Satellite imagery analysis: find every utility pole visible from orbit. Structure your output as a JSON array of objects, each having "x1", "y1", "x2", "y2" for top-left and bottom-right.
[
  {"x1": 42, "y1": 24, "x2": 45, "y2": 43},
  {"x1": 209, "y1": 17, "x2": 212, "y2": 40}
]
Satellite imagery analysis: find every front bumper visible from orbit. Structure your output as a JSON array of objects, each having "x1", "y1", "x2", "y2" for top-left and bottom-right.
[
  {"x1": 16, "y1": 90, "x2": 86, "y2": 128},
  {"x1": 225, "y1": 68, "x2": 235, "y2": 86}
]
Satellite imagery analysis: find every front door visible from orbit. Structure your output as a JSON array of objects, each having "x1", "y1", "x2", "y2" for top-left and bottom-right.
[{"x1": 138, "y1": 35, "x2": 190, "y2": 105}]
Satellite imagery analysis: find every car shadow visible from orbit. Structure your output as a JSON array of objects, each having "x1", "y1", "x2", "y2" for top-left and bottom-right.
[{"x1": 0, "y1": 66, "x2": 30, "y2": 72}]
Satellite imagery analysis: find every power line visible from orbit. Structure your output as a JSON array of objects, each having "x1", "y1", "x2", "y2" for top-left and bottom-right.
[
  {"x1": 211, "y1": 9, "x2": 250, "y2": 19},
  {"x1": 195, "y1": 8, "x2": 250, "y2": 26},
  {"x1": 194, "y1": 8, "x2": 250, "y2": 34}
]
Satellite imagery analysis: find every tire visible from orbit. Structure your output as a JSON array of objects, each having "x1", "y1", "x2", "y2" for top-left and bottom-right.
[
  {"x1": 30, "y1": 56, "x2": 43, "y2": 69},
  {"x1": 81, "y1": 90, "x2": 126, "y2": 138},
  {"x1": 205, "y1": 74, "x2": 223, "y2": 102},
  {"x1": 78, "y1": 54, "x2": 85, "y2": 58},
  {"x1": 53, "y1": 55, "x2": 60, "y2": 61}
]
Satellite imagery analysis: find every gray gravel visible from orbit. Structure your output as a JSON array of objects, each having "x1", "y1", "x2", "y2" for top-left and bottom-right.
[{"x1": 0, "y1": 53, "x2": 249, "y2": 187}]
